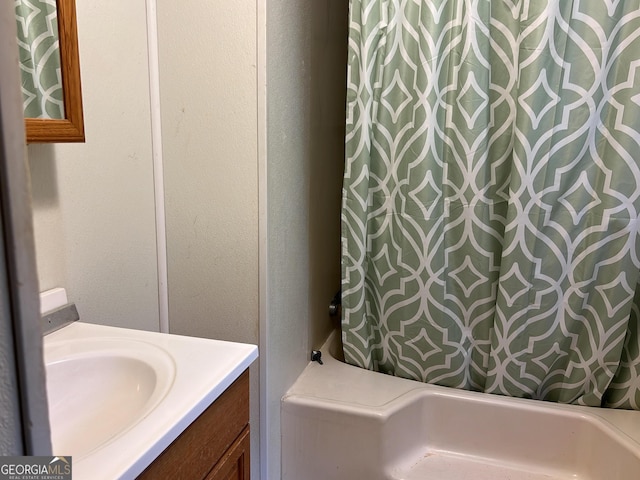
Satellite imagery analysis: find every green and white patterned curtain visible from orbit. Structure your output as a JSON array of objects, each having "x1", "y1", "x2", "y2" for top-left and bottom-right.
[
  {"x1": 342, "y1": 0, "x2": 640, "y2": 409},
  {"x1": 15, "y1": 0, "x2": 64, "y2": 119}
]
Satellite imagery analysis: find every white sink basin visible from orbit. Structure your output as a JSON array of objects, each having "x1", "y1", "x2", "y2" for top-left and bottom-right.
[
  {"x1": 43, "y1": 322, "x2": 258, "y2": 480},
  {"x1": 45, "y1": 338, "x2": 175, "y2": 459}
]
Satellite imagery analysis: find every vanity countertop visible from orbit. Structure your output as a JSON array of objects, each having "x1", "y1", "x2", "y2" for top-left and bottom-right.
[{"x1": 44, "y1": 321, "x2": 258, "y2": 480}]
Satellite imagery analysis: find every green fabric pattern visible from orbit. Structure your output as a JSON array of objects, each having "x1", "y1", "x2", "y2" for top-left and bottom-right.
[
  {"x1": 16, "y1": 0, "x2": 64, "y2": 119},
  {"x1": 342, "y1": 0, "x2": 640, "y2": 409}
]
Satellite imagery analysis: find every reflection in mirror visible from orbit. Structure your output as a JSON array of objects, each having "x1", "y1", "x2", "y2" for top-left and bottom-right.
[
  {"x1": 17, "y1": 0, "x2": 84, "y2": 143},
  {"x1": 16, "y1": 0, "x2": 65, "y2": 120}
]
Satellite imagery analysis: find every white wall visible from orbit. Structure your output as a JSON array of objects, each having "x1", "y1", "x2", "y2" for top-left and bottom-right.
[
  {"x1": 156, "y1": 1, "x2": 258, "y2": 345},
  {"x1": 29, "y1": 0, "x2": 160, "y2": 332},
  {"x1": 262, "y1": 0, "x2": 347, "y2": 478},
  {"x1": 155, "y1": 0, "x2": 260, "y2": 476}
]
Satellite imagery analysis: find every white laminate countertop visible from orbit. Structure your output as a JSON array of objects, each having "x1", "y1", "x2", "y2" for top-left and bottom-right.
[{"x1": 44, "y1": 322, "x2": 258, "y2": 480}]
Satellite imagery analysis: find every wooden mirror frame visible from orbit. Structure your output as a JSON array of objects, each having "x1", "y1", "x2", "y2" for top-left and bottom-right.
[{"x1": 25, "y1": 0, "x2": 84, "y2": 143}]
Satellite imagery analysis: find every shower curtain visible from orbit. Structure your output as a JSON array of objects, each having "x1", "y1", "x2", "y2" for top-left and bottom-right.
[
  {"x1": 341, "y1": 0, "x2": 640, "y2": 409},
  {"x1": 15, "y1": 0, "x2": 64, "y2": 119}
]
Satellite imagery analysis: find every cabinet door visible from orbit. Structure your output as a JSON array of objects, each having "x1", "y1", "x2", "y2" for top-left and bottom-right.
[
  {"x1": 138, "y1": 371, "x2": 250, "y2": 480},
  {"x1": 205, "y1": 426, "x2": 250, "y2": 480}
]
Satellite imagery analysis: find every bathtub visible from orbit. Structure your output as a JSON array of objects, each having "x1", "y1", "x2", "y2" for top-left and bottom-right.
[{"x1": 282, "y1": 330, "x2": 640, "y2": 480}]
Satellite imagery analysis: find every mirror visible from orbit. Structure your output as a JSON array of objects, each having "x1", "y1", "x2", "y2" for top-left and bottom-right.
[{"x1": 17, "y1": 0, "x2": 84, "y2": 143}]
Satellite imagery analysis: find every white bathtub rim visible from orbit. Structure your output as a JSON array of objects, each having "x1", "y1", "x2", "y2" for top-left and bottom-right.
[
  {"x1": 284, "y1": 329, "x2": 640, "y2": 451},
  {"x1": 285, "y1": 384, "x2": 640, "y2": 458}
]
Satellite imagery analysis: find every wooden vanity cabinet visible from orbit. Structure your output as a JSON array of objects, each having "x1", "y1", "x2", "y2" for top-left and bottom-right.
[{"x1": 138, "y1": 370, "x2": 250, "y2": 480}]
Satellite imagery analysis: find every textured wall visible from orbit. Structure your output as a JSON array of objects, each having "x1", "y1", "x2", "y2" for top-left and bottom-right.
[
  {"x1": 155, "y1": 0, "x2": 260, "y2": 476},
  {"x1": 264, "y1": 0, "x2": 313, "y2": 470},
  {"x1": 29, "y1": 1, "x2": 160, "y2": 331},
  {"x1": 156, "y1": 0, "x2": 258, "y2": 345},
  {"x1": 264, "y1": 0, "x2": 348, "y2": 478}
]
